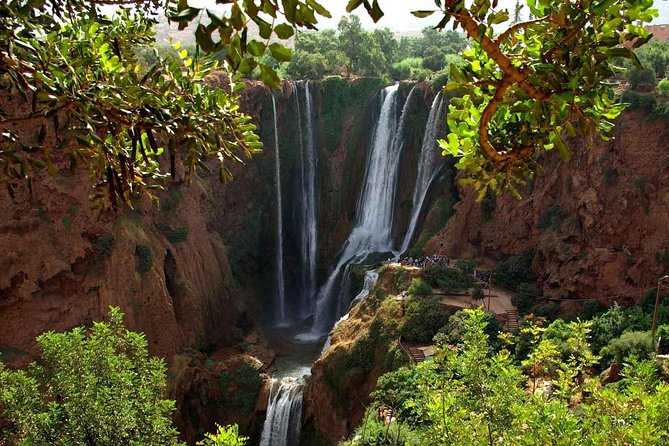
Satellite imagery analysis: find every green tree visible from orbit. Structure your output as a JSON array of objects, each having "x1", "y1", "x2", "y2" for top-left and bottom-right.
[
  {"x1": 286, "y1": 51, "x2": 329, "y2": 79},
  {"x1": 0, "y1": 307, "x2": 183, "y2": 446},
  {"x1": 422, "y1": 46, "x2": 447, "y2": 72},
  {"x1": 390, "y1": 0, "x2": 656, "y2": 198},
  {"x1": 1, "y1": 0, "x2": 658, "y2": 205},
  {"x1": 197, "y1": 424, "x2": 247, "y2": 446},
  {"x1": 337, "y1": 15, "x2": 388, "y2": 77}
]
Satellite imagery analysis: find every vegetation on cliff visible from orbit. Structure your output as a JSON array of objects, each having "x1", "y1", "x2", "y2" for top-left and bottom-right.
[
  {"x1": 344, "y1": 309, "x2": 669, "y2": 446},
  {"x1": 0, "y1": 308, "x2": 248, "y2": 446}
]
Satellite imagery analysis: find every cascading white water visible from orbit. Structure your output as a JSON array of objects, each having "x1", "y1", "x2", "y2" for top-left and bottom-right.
[
  {"x1": 304, "y1": 85, "x2": 417, "y2": 337},
  {"x1": 300, "y1": 82, "x2": 319, "y2": 317},
  {"x1": 260, "y1": 377, "x2": 304, "y2": 446},
  {"x1": 272, "y1": 96, "x2": 287, "y2": 324},
  {"x1": 400, "y1": 92, "x2": 446, "y2": 253}
]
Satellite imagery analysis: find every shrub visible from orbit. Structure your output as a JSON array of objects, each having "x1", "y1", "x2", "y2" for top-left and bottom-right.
[
  {"x1": 456, "y1": 258, "x2": 476, "y2": 275},
  {"x1": 165, "y1": 226, "x2": 188, "y2": 243},
  {"x1": 0, "y1": 308, "x2": 182, "y2": 445},
  {"x1": 472, "y1": 286, "x2": 484, "y2": 300},
  {"x1": 600, "y1": 331, "x2": 654, "y2": 365},
  {"x1": 93, "y1": 234, "x2": 116, "y2": 258},
  {"x1": 435, "y1": 309, "x2": 503, "y2": 348},
  {"x1": 390, "y1": 57, "x2": 422, "y2": 79},
  {"x1": 422, "y1": 264, "x2": 474, "y2": 292},
  {"x1": 431, "y1": 69, "x2": 450, "y2": 93},
  {"x1": 234, "y1": 361, "x2": 262, "y2": 388},
  {"x1": 658, "y1": 79, "x2": 669, "y2": 96},
  {"x1": 62, "y1": 215, "x2": 73, "y2": 231},
  {"x1": 407, "y1": 278, "x2": 432, "y2": 296},
  {"x1": 511, "y1": 286, "x2": 537, "y2": 316},
  {"x1": 401, "y1": 296, "x2": 452, "y2": 343},
  {"x1": 493, "y1": 252, "x2": 535, "y2": 288},
  {"x1": 197, "y1": 424, "x2": 247, "y2": 446},
  {"x1": 480, "y1": 191, "x2": 496, "y2": 222},
  {"x1": 135, "y1": 245, "x2": 153, "y2": 273}
]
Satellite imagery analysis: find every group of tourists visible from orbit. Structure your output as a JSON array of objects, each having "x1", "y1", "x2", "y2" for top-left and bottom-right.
[
  {"x1": 474, "y1": 270, "x2": 491, "y2": 286},
  {"x1": 398, "y1": 254, "x2": 450, "y2": 268}
]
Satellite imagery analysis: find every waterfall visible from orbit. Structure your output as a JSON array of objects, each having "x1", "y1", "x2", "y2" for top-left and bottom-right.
[
  {"x1": 272, "y1": 96, "x2": 287, "y2": 325},
  {"x1": 260, "y1": 377, "x2": 304, "y2": 446},
  {"x1": 400, "y1": 92, "x2": 446, "y2": 253},
  {"x1": 300, "y1": 82, "x2": 319, "y2": 318},
  {"x1": 302, "y1": 85, "x2": 417, "y2": 338}
]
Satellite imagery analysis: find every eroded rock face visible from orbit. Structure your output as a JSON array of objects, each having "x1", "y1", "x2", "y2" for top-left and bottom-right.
[
  {"x1": 424, "y1": 109, "x2": 669, "y2": 302},
  {"x1": 0, "y1": 79, "x2": 277, "y2": 444}
]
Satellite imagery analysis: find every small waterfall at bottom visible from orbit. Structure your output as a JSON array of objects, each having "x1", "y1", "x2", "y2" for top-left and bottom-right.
[{"x1": 260, "y1": 377, "x2": 304, "y2": 446}]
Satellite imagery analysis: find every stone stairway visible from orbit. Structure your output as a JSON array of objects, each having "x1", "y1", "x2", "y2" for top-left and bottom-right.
[{"x1": 504, "y1": 308, "x2": 520, "y2": 332}]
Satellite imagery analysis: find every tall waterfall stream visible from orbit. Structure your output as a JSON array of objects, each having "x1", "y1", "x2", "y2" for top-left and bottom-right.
[{"x1": 261, "y1": 83, "x2": 445, "y2": 445}]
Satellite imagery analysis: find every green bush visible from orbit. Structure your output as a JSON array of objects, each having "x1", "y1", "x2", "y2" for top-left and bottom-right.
[
  {"x1": 493, "y1": 252, "x2": 536, "y2": 288},
  {"x1": 390, "y1": 57, "x2": 422, "y2": 79},
  {"x1": 135, "y1": 245, "x2": 153, "y2": 273},
  {"x1": 407, "y1": 278, "x2": 432, "y2": 296},
  {"x1": 658, "y1": 79, "x2": 669, "y2": 96},
  {"x1": 401, "y1": 296, "x2": 452, "y2": 343},
  {"x1": 422, "y1": 264, "x2": 474, "y2": 292},
  {"x1": 165, "y1": 226, "x2": 188, "y2": 243},
  {"x1": 511, "y1": 285, "x2": 537, "y2": 316},
  {"x1": 456, "y1": 258, "x2": 476, "y2": 275},
  {"x1": 234, "y1": 361, "x2": 262, "y2": 389},
  {"x1": 431, "y1": 69, "x2": 450, "y2": 93},
  {"x1": 600, "y1": 331, "x2": 654, "y2": 365},
  {"x1": 197, "y1": 424, "x2": 247, "y2": 446},
  {"x1": 480, "y1": 191, "x2": 496, "y2": 222},
  {"x1": 472, "y1": 286, "x2": 484, "y2": 300},
  {"x1": 93, "y1": 234, "x2": 116, "y2": 258},
  {"x1": 0, "y1": 308, "x2": 182, "y2": 446}
]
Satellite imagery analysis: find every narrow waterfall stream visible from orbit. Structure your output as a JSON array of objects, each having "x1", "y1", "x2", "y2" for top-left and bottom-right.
[
  {"x1": 271, "y1": 96, "x2": 287, "y2": 325},
  {"x1": 299, "y1": 82, "x2": 319, "y2": 319},
  {"x1": 400, "y1": 92, "x2": 446, "y2": 253}
]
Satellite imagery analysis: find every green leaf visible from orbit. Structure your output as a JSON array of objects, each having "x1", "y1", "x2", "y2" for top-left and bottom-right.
[
  {"x1": 274, "y1": 23, "x2": 294, "y2": 39},
  {"x1": 345, "y1": 0, "x2": 364, "y2": 13},
  {"x1": 195, "y1": 25, "x2": 215, "y2": 52},
  {"x1": 412, "y1": 10, "x2": 436, "y2": 18},
  {"x1": 247, "y1": 40, "x2": 266, "y2": 57},
  {"x1": 268, "y1": 43, "x2": 292, "y2": 62},
  {"x1": 259, "y1": 63, "x2": 281, "y2": 88}
]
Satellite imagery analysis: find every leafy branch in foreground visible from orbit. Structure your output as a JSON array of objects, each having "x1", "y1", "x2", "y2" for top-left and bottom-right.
[
  {"x1": 1, "y1": 1, "x2": 261, "y2": 208},
  {"x1": 350, "y1": 0, "x2": 657, "y2": 199}
]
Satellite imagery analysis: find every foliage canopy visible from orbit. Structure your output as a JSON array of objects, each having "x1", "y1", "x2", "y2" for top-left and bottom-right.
[
  {"x1": 0, "y1": 307, "x2": 183, "y2": 445},
  {"x1": 0, "y1": 0, "x2": 659, "y2": 205}
]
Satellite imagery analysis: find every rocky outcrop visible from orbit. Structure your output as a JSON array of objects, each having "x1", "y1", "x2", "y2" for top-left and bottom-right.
[
  {"x1": 424, "y1": 109, "x2": 669, "y2": 303},
  {"x1": 302, "y1": 266, "x2": 413, "y2": 445}
]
